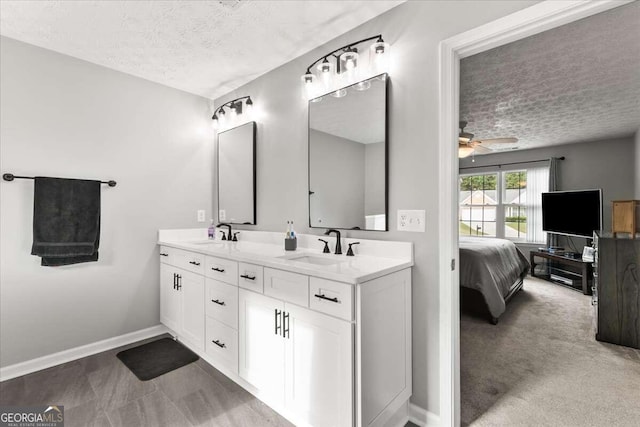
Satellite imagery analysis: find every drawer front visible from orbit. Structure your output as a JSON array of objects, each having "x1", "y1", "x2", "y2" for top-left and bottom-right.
[
  {"x1": 205, "y1": 256, "x2": 238, "y2": 285},
  {"x1": 264, "y1": 268, "x2": 309, "y2": 307},
  {"x1": 206, "y1": 278, "x2": 238, "y2": 329},
  {"x1": 238, "y1": 262, "x2": 264, "y2": 293},
  {"x1": 309, "y1": 277, "x2": 354, "y2": 321},
  {"x1": 206, "y1": 316, "x2": 238, "y2": 375},
  {"x1": 175, "y1": 249, "x2": 205, "y2": 275},
  {"x1": 159, "y1": 246, "x2": 176, "y2": 266}
]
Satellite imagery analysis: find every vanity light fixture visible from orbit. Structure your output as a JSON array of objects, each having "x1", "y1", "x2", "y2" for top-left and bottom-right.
[
  {"x1": 211, "y1": 96, "x2": 253, "y2": 130},
  {"x1": 301, "y1": 34, "x2": 390, "y2": 100}
]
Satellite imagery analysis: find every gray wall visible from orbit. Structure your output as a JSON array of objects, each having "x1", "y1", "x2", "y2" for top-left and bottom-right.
[
  {"x1": 0, "y1": 37, "x2": 213, "y2": 367},
  {"x1": 309, "y1": 129, "x2": 365, "y2": 229},
  {"x1": 364, "y1": 142, "x2": 385, "y2": 216},
  {"x1": 459, "y1": 136, "x2": 636, "y2": 252},
  {"x1": 635, "y1": 129, "x2": 640, "y2": 199},
  {"x1": 214, "y1": 0, "x2": 538, "y2": 413}
]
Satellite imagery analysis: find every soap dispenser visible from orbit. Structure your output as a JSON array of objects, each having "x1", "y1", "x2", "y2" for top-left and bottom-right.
[{"x1": 208, "y1": 220, "x2": 216, "y2": 240}]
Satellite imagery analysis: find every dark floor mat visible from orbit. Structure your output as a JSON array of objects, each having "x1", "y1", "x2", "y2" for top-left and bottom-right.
[{"x1": 116, "y1": 337, "x2": 199, "y2": 381}]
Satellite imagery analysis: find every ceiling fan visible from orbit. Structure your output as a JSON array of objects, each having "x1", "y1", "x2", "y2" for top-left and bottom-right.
[{"x1": 458, "y1": 121, "x2": 518, "y2": 158}]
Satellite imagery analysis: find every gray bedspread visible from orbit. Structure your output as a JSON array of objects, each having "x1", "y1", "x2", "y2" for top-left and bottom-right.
[{"x1": 459, "y1": 237, "x2": 530, "y2": 318}]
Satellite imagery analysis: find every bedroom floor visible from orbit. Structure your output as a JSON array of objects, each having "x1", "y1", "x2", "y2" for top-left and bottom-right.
[{"x1": 461, "y1": 276, "x2": 640, "y2": 427}]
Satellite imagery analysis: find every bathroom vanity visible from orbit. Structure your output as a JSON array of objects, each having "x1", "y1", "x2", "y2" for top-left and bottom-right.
[{"x1": 158, "y1": 228, "x2": 413, "y2": 427}]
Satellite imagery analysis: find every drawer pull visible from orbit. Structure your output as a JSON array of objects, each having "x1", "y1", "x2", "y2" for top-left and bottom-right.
[
  {"x1": 189, "y1": 261, "x2": 201, "y2": 266},
  {"x1": 211, "y1": 299, "x2": 225, "y2": 306},
  {"x1": 212, "y1": 267, "x2": 225, "y2": 273},
  {"x1": 275, "y1": 309, "x2": 282, "y2": 335},
  {"x1": 160, "y1": 253, "x2": 169, "y2": 257},
  {"x1": 314, "y1": 293, "x2": 339, "y2": 303},
  {"x1": 212, "y1": 339, "x2": 226, "y2": 349},
  {"x1": 240, "y1": 274, "x2": 256, "y2": 280}
]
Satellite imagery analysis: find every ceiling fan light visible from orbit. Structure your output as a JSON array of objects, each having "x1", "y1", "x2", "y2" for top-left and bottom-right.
[{"x1": 458, "y1": 146, "x2": 474, "y2": 158}]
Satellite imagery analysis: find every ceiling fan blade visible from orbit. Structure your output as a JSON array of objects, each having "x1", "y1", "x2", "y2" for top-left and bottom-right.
[
  {"x1": 478, "y1": 137, "x2": 518, "y2": 144},
  {"x1": 472, "y1": 145, "x2": 493, "y2": 155}
]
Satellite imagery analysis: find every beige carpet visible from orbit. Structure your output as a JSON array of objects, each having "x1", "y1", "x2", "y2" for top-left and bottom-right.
[{"x1": 461, "y1": 276, "x2": 640, "y2": 427}]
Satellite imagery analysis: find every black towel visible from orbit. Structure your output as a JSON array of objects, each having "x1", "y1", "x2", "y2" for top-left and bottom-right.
[{"x1": 31, "y1": 177, "x2": 101, "y2": 266}]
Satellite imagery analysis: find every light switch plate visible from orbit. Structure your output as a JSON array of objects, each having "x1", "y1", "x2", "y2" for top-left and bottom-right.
[
  {"x1": 197, "y1": 210, "x2": 206, "y2": 222},
  {"x1": 219, "y1": 209, "x2": 226, "y2": 221},
  {"x1": 398, "y1": 209, "x2": 425, "y2": 232}
]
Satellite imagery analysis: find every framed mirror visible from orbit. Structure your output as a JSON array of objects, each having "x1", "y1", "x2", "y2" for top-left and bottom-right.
[
  {"x1": 218, "y1": 121, "x2": 256, "y2": 224},
  {"x1": 308, "y1": 74, "x2": 388, "y2": 231}
]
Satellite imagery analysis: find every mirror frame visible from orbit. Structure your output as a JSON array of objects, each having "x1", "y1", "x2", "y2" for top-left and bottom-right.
[
  {"x1": 217, "y1": 121, "x2": 257, "y2": 225},
  {"x1": 307, "y1": 73, "x2": 389, "y2": 231}
]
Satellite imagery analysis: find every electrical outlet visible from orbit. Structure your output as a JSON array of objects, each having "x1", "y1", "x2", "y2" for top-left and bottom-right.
[
  {"x1": 397, "y1": 209, "x2": 425, "y2": 232},
  {"x1": 219, "y1": 209, "x2": 226, "y2": 221},
  {"x1": 197, "y1": 210, "x2": 206, "y2": 222}
]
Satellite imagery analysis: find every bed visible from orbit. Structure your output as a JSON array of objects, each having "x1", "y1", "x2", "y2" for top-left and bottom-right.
[{"x1": 459, "y1": 237, "x2": 530, "y2": 324}]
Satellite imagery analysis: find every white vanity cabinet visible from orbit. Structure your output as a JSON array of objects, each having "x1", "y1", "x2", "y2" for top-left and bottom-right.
[
  {"x1": 158, "y1": 241, "x2": 412, "y2": 427},
  {"x1": 159, "y1": 247, "x2": 205, "y2": 351}
]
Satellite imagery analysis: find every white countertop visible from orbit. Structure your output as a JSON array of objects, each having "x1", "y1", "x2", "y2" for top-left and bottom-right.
[{"x1": 158, "y1": 229, "x2": 414, "y2": 284}]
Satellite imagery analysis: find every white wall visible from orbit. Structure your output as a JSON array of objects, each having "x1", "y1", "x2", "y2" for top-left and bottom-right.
[
  {"x1": 0, "y1": 37, "x2": 214, "y2": 367},
  {"x1": 309, "y1": 129, "x2": 365, "y2": 229},
  {"x1": 459, "y1": 136, "x2": 636, "y2": 253},
  {"x1": 364, "y1": 142, "x2": 385, "y2": 216},
  {"x1": 214, "y1": 0, "x2": 538, "y2": 414},
  {"x1": 635, "y1": 129, "x2": 640, "y2": 199}
]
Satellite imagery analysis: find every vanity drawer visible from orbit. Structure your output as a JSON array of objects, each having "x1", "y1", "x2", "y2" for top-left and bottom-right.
[
  {"x1": 171, "y1": 249, "x2": 204, "y2": 275},
  {"x1": 309, "y1": 277, "x2": 354, "y2": 321},
  {"x1": 206, "y1": 316, "x2": 238, "y2": 375},
  {"x1": 264, "y1": 268, "x2": 309, "y2": 307},
  {"x1": 238, "y1": 262, "x2": 264, "y2": 293},
  {"x1": 205, "y1": 256, "x2": 238, "y2": 286},
  {"x1": 159, "y1": 246, "x2": 177, "y2": 265},
  {"x1": 206, "y1": 278, "x2": 238, "y2": 329}
]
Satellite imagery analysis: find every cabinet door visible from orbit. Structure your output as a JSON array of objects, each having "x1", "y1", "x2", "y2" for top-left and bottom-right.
[
  {"x1": 239, "y1": 289, "x2": 285, "y2": 407},
  {"x1": 160, "y1": 264, "x2": 182, "y2": 334},
  {"x1": 284, "y1": 304, "x2": 353, "y2": 427},
  {"x1": 180, "y1": 270, "x2": 205, "y2": 350}
]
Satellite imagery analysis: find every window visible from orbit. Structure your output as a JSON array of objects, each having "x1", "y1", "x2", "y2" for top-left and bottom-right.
[{"x1": 459, "y1": 167, "x2": 548, "y2": 243}]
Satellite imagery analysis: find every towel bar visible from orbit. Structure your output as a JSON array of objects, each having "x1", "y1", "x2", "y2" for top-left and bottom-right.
[{"x1": 2, "y1": 173, "x2": 117, "y2": 187}]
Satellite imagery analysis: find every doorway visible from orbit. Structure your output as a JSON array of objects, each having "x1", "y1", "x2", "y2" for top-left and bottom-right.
[{"x1": 436, "y1": 1, "x2": 633, "y2": 426}]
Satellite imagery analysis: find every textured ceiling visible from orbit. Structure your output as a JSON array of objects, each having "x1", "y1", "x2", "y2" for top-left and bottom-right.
[
  {"x1": 460, "y1": 1, "x2": 640, "y2": 152},
  {"x1": 310, "y1": 76, "x2": 386, "y2": 144},
  {"x1": 0, "y1": 0, "x2": 403, "y2": 100}
]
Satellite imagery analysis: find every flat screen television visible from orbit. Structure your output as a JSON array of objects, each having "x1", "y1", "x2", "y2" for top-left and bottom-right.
[{"x1": 542, "y1": 189, "x2": 602, "y2": 238}]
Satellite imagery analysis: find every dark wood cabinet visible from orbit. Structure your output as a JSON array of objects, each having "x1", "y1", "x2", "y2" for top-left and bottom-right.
[{"x1": 593, "y1": 232, "x2": 640, "y2": 349}]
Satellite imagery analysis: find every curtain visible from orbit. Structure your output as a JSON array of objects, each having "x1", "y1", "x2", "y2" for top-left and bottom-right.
[
  {"x1": 546, "y1": 157, "x2": 560, "y2": 247},
  {"x1": 526, "y1": 166, "x2": 549, "y2": 243}
]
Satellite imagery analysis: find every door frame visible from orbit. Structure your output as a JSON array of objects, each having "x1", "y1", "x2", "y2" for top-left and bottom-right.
[{"x1": 437, "y1": 1, "x2": 633, "y2": 425}]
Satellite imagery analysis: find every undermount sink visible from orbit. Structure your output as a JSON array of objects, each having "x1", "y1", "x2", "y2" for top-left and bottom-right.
[
  {"x1": 285, "y1": 255, "x2": 344, "y2": 266},
  {"x1": 190, "y1": 240, "x2": 224, "y2": 246}
]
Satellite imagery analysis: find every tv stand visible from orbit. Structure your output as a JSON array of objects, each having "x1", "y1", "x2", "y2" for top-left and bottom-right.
[{"x1": 530, "y1": 251, "x2": 593, "y2": 295}]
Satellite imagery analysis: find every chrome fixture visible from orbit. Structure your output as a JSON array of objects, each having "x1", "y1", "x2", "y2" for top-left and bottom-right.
[{"x1": 211, "y1": 96, "x2": 254, "y2": 130}]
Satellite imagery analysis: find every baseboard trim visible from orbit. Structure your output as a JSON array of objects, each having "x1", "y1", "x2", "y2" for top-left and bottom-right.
[
  {"x1": 409, "y1": 402, "x2": 441, "y2": 427},
  {"x1": 0, "y1": 324, "x2": 169, "y2": 382}
]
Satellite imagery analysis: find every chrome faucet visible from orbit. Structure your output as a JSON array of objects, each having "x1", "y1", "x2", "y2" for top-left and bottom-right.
[
  {"x1": 216, "y1": 223, "x2": 232, "y2": 240},
  {"x1": 324, "y1": 229, "x2": 342, "y2": 255}
]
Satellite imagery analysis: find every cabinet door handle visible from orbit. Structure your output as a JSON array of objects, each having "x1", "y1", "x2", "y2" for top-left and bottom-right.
[
  {"x1": 212, "y1": 267, "x2": 225, "y2": 273},
  {"x1": 314, "y1": 293, "x2": 339, "y2": 303},
  {"x1": 173, "y1": 273, "x2": 177, "y2": 290},
  {"x1": 189, "y1": 261, "x2": 201, "y2": 266},
  {"x1": 240, "y1": 274, "x2": 256, "y2": 280},
  {"x1": 176, "y1": 275, "x2": 182, "y2": 290},
  {"x1": 212, "y1": 339, "x2": 226, "y2": 349},
  {"x1": 275, "y1": 309, "x2": 282, "y2": 335},
  {"x1": 160, "y1": 253, "x2": 169, "y2": 257},
  {"x1": 283, "y1": 311, "x2": 290, "y2": 339},
  {"x1": 211, "y1": 299, "x2": 225, "y2": 306}
]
